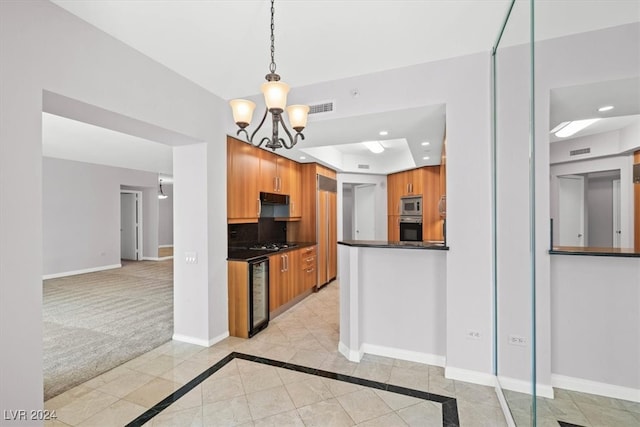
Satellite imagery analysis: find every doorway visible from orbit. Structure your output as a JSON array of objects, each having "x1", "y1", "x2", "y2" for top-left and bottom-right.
[
  {"x1": 120, "y1": 190, "x2": 143, "y2": 260},
  {"x1": 558, "y1": 175, "x2": 585, "y2": 246},
  {"x1": 354, "y1": 184, "x2": 376, "y2": 240}
]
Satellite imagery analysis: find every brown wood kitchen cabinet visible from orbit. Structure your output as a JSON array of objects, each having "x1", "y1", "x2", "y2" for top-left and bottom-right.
[
  {"x1": 387, "y1": 165, "x2": 445, "y2": 241},
  {"x1": 268, "y1": 246, "x2": 316, "y2": 315},
  {"x1": 227, "y1": 136, "x2": 260, "y2": 223},
  {"x1": 227, "y1": 135, "x2": 302, "y2": 222}
]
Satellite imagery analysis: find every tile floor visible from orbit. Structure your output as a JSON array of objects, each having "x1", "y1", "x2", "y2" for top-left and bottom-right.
[
  {"x1": 505, "y1": 388, "x2": 640, "y2": 427},
  {"x1": 43, "y1": 279, "x2": 636, "y2": 426}
]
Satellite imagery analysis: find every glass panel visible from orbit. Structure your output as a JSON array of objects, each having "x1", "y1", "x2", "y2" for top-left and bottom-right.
[
  {"x1": 540, "y1": 1, "x2": 640, "y2": 427},
  {"x1": 492, "y1": 0, "x2": 536, "y2": 425}
]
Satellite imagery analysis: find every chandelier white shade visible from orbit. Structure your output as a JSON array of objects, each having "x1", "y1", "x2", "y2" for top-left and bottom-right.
[{"x1": 229, "y1": 99, "x2": 256, "y2": 127}]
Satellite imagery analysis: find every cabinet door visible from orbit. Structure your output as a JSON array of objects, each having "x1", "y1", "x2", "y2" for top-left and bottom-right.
[
  {"x1": 227, "y1": 137, "x2": 260, "y2": 220},
  {"x1": 327, "y1": 191, "x2": 337, "y2": 280},
  {"x1": 276, "y1": 157, "x2": 290, "y2": 195},
  {"x1": 410, "y1": 168, "x2": 424, "y2": 196},
  {"x1": 422, "y1": 166, "x2": 442, "y2": 241},
  {"x1": 388, "y1": 215, "x2": 400, "y2": 241},
  {"x1": 259, "y1": 149, "x2": 278, "y2": 193},
  {"x1": 288, "y1": 161, "x2": 302, "y2": 217},
  {"x1": 286, "y1": 250, "x2": 300, "y2": 300},
  {"x1": 387, "y1": 173, "x2": 401, "y2": 215},
  {"x1": 268, "y1": 253, "x2": 285, "y2": 312}
]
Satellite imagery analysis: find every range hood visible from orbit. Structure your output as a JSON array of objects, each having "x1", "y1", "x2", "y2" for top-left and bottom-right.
[{"x1": 260, "y1": 192, "x2": 289, "y2": 205}]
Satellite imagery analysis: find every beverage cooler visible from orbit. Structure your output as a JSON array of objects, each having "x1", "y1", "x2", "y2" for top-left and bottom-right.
[{"x1": 249, "y1": 257, "x2": 269, "y2": 337}]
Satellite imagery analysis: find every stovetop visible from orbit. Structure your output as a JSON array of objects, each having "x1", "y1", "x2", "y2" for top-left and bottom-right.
[{"x1": 248, "y1": 242, "x2": 299, "y2": 251}]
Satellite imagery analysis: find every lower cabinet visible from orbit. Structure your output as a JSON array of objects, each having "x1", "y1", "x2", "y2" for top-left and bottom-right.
[
  {"x1": 388, "y1": 215, "x2": 400, "y2": 241},
  {"x1": 269, "y1": 245, "x2": 317, "y2": 315}
]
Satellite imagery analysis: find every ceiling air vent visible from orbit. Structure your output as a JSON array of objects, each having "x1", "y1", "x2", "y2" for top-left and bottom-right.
[
  {"x1": 357, "y1": 164, "x2": 370, "y2": 170},
  {"x1": 569, "y1": 148, "x2": 590, "y2": 156},
  {"x1": 308, "y1": 102, "x2": 334, "y2": 115}
]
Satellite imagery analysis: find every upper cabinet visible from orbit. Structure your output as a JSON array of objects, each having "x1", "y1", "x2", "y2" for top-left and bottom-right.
[
  {"x1": 227, "y1": 136, "x2": 261, "y2": 222},
  {"x1": 388, "y1": 168, "x2": 424, "y2": 200},
  {"x1": 227, "y1": 136, "x2": 302, "y2": 222}
]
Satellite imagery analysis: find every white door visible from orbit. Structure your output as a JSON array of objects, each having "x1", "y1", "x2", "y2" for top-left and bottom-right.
[
  {"x1": 558, "y1": 175, "x2": 585, "y2": 247},
  {"x1": 612, "y1": 179, "x2": 621, "y2": 248},
  {"x1": 354, "y1": 184, "x2": 376, "y2": 240},
  {"x1": 121, "y1": 193, "x2": 139, "y2": 260}
]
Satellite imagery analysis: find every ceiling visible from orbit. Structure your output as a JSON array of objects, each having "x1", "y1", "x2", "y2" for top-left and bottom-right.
[
  {"x1": 45, "y1": 1, "x2": 639, "y2": 176},
  {"x1": 549, "y1": 77, "x2": 640, "y2": 143}
]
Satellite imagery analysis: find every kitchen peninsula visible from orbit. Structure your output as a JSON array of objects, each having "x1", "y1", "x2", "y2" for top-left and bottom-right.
[{"x1": 337, "y1": 240, "x2": 448, "y2": 366}]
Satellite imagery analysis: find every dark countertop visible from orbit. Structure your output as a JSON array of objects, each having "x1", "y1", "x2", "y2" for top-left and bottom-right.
[
  {"x1": 549, "y1": 246, "x2": 640, "y2": 258},
  {"x1": 228, "y1": 242, "x2": 317, "y2": 262},
  {"x1": 338, "y1": 240, "x2": 449, "y2": 250}
]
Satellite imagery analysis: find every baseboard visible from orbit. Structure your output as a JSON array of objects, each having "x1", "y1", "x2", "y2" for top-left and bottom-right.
[
  {"x1": 338, "y1": 341, "x2": 363, "y2": 362},
  {"x1": 142, "y1": 256, "x2": 174, "y2": 261},
  {"x1": 552, "y1": 374, "x2": 640, "y2": 403},
  {"x1": 498, "y1": 375, "x2": 554, "y2": 399},
  {"x1": 445, "y1": 366, "x2": 496, "y2": 387},
  {"x1": 43, "y1": 263, "x2": 121, "y2": 280},
  {"x1": 495, "y1": 383, "x2": 517, "y2": 427},
  {"x1": 172, "y1": 331, "x2": 230, "y2": 348},
  {"x1": 159, "y1": 245, "x2": 173, "y2": 248},
  {"x1": 361, "y1": 343, "x2": 446, "y2": 367}
]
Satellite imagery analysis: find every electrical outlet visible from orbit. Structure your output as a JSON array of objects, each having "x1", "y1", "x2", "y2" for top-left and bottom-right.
[
  {"x1": 185, "y1": 251, "x2": 198, "y2": 264},
  {"x1": 508, "y1": 335, "x2": 527, "y2": 346},
  {"x1": 466, "y1": 330, "x2": 481, "y2": 340}
]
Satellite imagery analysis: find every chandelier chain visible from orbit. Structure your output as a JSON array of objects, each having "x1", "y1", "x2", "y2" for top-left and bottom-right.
[{"x1": 269, "y1": 0, "x2": 276, "y2": 73}]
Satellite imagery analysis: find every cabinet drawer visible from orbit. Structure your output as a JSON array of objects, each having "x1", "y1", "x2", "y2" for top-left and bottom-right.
[
  {"x1": 303, "y1": 266, "x2": 316, "y2": 289},
  {"x1": 301, "y1": 246, "x2": 316, "y2": 255},
  {"x1": 301, "y1": 255, "x2": 316, "y2": 269}
]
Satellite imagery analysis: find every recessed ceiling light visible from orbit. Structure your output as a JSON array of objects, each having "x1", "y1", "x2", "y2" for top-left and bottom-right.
[
  {"x1": 550, "y1": 121, "x2": 570, "y2": 134},
  {"x1": 421, "y1": 141, "x2": 430, "y2": 146},
  {"x1": 555, "y1": 118, "x2": 601, "y2": 138},
  {"x1": 363, "y1": 140, "x2": 384, "y2": 154},
  {"x1": 598, "y1": 105, "x2": 614, "y2": 112},
  {"x1": 423, "y1": 156, "x2": 430, "y2": 160},
  {"x1": 299, "y1": 156, "x2": 306, "y2": 160},
  {"x1": 379, "y1": 130, "x2": 388, "y2": 136}
]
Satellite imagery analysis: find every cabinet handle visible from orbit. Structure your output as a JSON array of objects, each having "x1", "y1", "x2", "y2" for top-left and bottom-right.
[
  {"x1": 285, "y1": 254, "x2": 289, "y2": 271},
  {"x1": 257, "y1": 198, "x2": 261, "y2": 216},
  {"x1": 279, "y1": 177, "x2": 282, "y2": 192},
  {"x1": 291, "y1": 201, "x2": 295, "y2": 214},
  {"x1": 305, "y1": 257, "x2": 314, "y2": 262},
  {"x1": 306, "y1": 268, "x2": 315, "y2": 273}
]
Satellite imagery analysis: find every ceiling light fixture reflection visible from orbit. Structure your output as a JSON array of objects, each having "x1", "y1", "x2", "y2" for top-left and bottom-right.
[
  {"x1": 550, "y1": 121, "x2": 570, "y2": 134},
  {"x1": 363, "y1": 140, "x2": 384, "y2": 154},
  {"x1": 421, "y1": 141, "x2": 430, "y2": 146},
  {"x1": 555, "y1": 118, "x2": 601, "y2": 138},
  {"x1": 598, "y1": 105, "x2": 614, "y2": 112},
  {"x1": 299, "y1": 156, "x2": 306, "y2": 160},
  {"x1": 379, "y1": 130, "x2": 388, "y2": 136},
  {"x1": 423, "y1": 156, "x2": 430, "y2": 160}
]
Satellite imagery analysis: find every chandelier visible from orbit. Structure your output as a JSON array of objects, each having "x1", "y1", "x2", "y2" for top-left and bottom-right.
[{"x1": 229, "y1": 0, "x2": 309, "y2": 151}]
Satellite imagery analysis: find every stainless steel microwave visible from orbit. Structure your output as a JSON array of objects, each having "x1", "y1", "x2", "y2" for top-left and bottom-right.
[{"x1": 400, "y1": 196, "x2": 422, "y2": 216}]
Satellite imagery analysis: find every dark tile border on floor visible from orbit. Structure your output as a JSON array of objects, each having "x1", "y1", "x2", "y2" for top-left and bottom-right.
[
  {"x1": 125, "y1": 351, "x2": 460, "y2": 427},
  {"x1": 557, "y1": 421, "x2": 586, "y2": 427}
]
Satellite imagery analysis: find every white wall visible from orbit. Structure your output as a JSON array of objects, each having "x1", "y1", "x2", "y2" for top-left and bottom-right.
[
  {"x1": 337, "y1": 173, "x2": 388, "y2": 242},
  {"x1": 0, "y1": 1, "x2": 226, "y2": 416},
  {"x1": 158, "y1": 183, "x2": 174, "y2": 246},
  {"x1": 551, "y1": 256, "x2": 640, "y2": 399},
  {"x1": 43, "y1": 157, "x2": 159, "y2": 276}
]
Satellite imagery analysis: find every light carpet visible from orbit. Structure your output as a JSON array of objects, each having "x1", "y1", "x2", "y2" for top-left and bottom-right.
[{"x1": 43, "y1": 260, "x2": 173, "y2": 400}]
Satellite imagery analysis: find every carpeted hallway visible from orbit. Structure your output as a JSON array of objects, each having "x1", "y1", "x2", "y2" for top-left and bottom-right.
[{"x1": 43, "y1": 260, "x2": 173, "y2": 400}]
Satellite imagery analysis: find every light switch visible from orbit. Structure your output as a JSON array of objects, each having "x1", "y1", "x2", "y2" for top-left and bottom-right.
[{"x1": 185, "y1": 251, "x2": 198, "y2": 264}]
